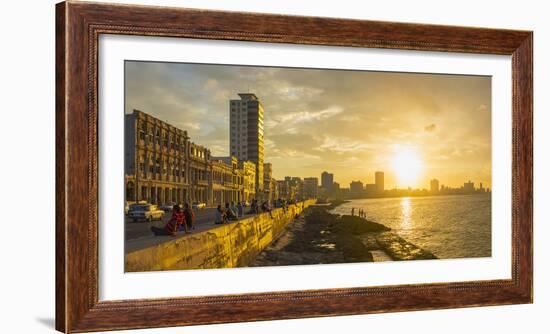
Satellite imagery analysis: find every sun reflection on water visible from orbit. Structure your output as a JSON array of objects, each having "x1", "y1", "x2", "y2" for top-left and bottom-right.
[{"x1": 401, "y1": 197, "x2": 412, "y2": 229}]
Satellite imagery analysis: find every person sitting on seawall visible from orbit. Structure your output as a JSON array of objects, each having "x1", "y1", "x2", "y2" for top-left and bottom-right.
[
  {"x1": 225, "y1": 202, "x2": 238, "y2": 221},
  {"x1": 215, "y1": 204, "x2": 228, "y2": 225},
  {"x1": 247, "y1": 199, "x2": 258, "y2": 214},
  {"x1": 261, "y1": 201, "x2": 273, "y2": 218},
  {"x1": 182, "y1": 202, "x2": 195, "y2": 231},
  {"x1": 237, "y1": 201, "x2": 244, "y2": 218},
  {"x1": 230, "y1": 201, "x2": 239, "y2": 219},
  {"x1": 150, "y1": 204, "x2": 185, "y2": 236}
]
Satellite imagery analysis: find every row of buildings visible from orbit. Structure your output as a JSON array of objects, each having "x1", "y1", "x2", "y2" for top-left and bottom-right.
[
  {"x1": 124, "y1": 93, "x2": 320, "y2": 207},
  {"x1": 124, "y1": 92, "x2": 489, "y2": 206},
  {"x1": 316, "y1": 170, "x2": 490, "y2": 200}
]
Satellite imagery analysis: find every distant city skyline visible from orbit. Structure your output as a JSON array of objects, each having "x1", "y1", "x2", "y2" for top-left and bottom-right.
[{"x1": 125, "y1": 61, "x2": 491, "y2": 189}]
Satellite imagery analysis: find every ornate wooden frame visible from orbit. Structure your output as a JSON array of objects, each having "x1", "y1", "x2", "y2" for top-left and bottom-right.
[{"x1": 56, "y1": 1, "x2": 533, "y2": 332}]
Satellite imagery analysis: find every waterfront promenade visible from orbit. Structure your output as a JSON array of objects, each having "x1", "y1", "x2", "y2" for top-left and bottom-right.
[
  {"x1": 126, "y1": 207, "x2": 269, "y2": 253},
  {"x1": 125, "y1": 200, "x2": 316, "y2": 271}
]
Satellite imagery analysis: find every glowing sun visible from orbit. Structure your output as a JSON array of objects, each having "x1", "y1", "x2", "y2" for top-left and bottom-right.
[{"x1": 391, "y1": 146, "x2": 424, "y2": 187}]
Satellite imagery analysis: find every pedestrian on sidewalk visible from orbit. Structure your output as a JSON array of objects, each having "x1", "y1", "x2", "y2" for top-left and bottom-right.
[{"x1": 351, "y1": 207, "x2": 355, "y2": 216}]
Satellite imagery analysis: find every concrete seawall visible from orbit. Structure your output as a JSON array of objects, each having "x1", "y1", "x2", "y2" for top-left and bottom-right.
[{"x1": 125, "y1": 199, "x2": 316, "y2": 272}]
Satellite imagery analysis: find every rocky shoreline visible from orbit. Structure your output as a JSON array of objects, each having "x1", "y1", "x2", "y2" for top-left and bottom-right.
[{"x1": 249, "y1": 201, "x2": 436, "y2": 267}]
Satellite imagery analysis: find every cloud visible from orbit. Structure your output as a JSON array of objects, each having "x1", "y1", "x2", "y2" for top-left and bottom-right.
[
  {"x1": 317, "y1": 136, "x2": 370, "y2": 153},
  {"x1": 275, "y1": 106, "x2": 343, "y2": 124},
  {"x1": 125, "y1": 61, "x2": 492, "y2": 188},
  {"x1": 174, "y1": 121, "x2": 200, "y2": 131}
]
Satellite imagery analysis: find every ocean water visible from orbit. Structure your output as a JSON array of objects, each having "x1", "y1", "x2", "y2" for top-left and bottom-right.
[{"x1": 330, "y1": 194, "x2": 492, "y2": 259}]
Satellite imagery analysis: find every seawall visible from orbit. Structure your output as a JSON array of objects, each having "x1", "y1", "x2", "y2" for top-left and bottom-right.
[{"x1": 125, "y1": 199, "x2": 316, "y2": 272}]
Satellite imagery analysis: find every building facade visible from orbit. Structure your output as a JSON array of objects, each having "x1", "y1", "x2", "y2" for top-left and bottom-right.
[
  {"x1": 350, "y1": 180, "x2": 364, "y2": 198},
  {"x1": 240, "y1": 160, "x2": 256, "y2": 203},
  {"x1": 263, "y1": 162, "x2": 275, "y2": 203},
  {"x1": 188, "y1": 142, "x2": 210, "y2": 204},
  {"x1": 229, "y1": 93, "x2": 264, "y2": 196},
  {"x1": 464, "y1": 180, "x2": 475, "y2": 192},
  {"x1": 125, "y1": 110, "x2": 190, "y2": 205},
  {"x1": 303, "y1": 177, "x2": 319, "y2": 199},
  {"x1": 125, "y1": 109, "x2": 258, "y2": 207},
  {"x1": 430, "y1": 179, "x2": 440, "y2": 193},
  {"x1": 210, "y1": 156, "x2": 243, "y2": 205},
  {"x1": 321, "y1": 171, "x2": 334, "y2": 190},
  {"x1": 375, "y1": 171, "x2": 384, "y2": 193}
]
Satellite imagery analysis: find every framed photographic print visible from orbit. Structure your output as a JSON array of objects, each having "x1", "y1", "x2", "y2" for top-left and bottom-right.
[{"x1": 56, "y1": 1, "x2": 532, "y2": 332}]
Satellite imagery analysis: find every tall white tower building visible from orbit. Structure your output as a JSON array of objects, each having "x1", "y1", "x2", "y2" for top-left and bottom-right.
[{"x1": 230, "y1": 93, "x2": 264, "y2": 194}]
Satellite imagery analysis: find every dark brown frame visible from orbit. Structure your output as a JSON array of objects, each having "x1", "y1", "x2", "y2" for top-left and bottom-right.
[{"x1": 56, "y1": 1, "x2": 533, "y2": 332}]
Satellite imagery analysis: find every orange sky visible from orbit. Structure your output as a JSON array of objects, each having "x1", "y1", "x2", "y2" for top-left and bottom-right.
[{"x1": 126, "y1": 61, "x2": 491, "y2": 190}]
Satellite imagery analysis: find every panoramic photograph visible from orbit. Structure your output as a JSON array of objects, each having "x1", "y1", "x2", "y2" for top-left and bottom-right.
[{"x1": 123, "y1": 61, "x2": 491, "y2": 272}]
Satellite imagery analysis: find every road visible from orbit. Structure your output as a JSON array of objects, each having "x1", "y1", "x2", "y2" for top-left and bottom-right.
[{"x1": 125, "y1": 207, "x2": 257, "y2": 241}]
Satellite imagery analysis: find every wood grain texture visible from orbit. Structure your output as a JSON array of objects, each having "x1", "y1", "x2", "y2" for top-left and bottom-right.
[{"x1": 55, "y1": 1, "x2": 533, "y2": 332}]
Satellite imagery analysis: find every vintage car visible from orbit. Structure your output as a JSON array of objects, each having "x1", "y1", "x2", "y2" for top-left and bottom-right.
[{"x1": 127, "y1": 203, "x2": 165, "y2": 222}]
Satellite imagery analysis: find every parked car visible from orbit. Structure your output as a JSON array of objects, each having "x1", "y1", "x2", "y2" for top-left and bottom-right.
[
  {"x1": 159, "y1": 202, "x2": 177, "y2": 212},
  {"x1": 192, "y1": 202, "x2": 206, "y2": 210},
  {"x1": 128, "y1": 203, "x2": 165, "y2": 222}
]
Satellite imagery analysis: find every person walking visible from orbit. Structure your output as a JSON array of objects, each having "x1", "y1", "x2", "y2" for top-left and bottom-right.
[{"x1": 351, "y1": 207, "x2": 355, "y2": 216}]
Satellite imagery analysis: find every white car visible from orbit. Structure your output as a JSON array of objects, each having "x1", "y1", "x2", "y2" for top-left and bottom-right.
[
  {"x1": 192, "y1": 202, "x2": 206, "y2": 210},
  {"x1": 159, "y1": 202, "x2": 177, "y2": 212},
  {"x1": 128, "y1": 203, "x2": 165, "y2": 222}
]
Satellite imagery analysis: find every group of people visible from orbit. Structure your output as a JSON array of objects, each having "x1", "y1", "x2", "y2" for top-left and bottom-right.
[
  {"x1": 350, "y1": 207, "x2": 367, "y2": 218},
  {"x1": 151, "y1": 198, "x2": 295, "y2": 236},
  {"x1": 150, "y1": 203, "x2": 196, "y2": 237},
  {"x1": 274, "y1": 198, "x2": 289, "y2": 213},
  {"x1": 215, "y1": 202, "x2": 240, "y2": 224},
  {"x1": 215, "y1": 199, "x2": 275, "y2": 224}
]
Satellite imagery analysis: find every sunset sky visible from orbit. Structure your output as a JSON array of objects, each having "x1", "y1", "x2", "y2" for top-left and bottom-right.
[{"x1": 125, "y1": 61, "x2": 491, "y2": 190}]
